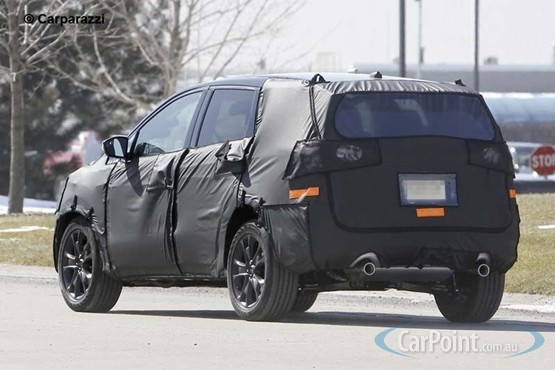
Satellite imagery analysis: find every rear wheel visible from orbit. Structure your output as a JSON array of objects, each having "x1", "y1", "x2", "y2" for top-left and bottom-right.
[
  {"x1": 434, "y1": 272, "x2": 505, "y2": 323},
  {"x1": 291, "y1": 291, "x2": 318, "y2": 313},
  {"x1": 57, "y1": 218, "x2": 122, "y2": 312},
  {"x1": 227, "y1": 222, "x2": 298, "y2": 321}
]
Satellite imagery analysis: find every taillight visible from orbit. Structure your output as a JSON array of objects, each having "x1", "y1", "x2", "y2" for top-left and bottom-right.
[
  {"x1": 284, "y1": 140, "x2": 381, "y2": 179},
  {"x1": 467, "y1": 141, "x2": 514, "y2": 174}
]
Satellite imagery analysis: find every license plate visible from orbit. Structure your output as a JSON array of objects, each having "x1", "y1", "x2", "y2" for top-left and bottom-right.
[{"x1": 399, "y1": 174, "x2": 457, "y2": 206}]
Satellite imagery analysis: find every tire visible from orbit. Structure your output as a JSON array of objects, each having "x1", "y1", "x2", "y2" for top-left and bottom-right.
[
  {"x1": 57, "y1": 218, "x2": 122, "y2": 312},
  {"x1": 227, "y1": 222, "x2": 298, "y2": 321},
  {"x1": 291, "y1": 291, "x2": 318, "y2": 313},
  {"x1": 434, "y1": 272, "x2": 505, "y2": 323}
]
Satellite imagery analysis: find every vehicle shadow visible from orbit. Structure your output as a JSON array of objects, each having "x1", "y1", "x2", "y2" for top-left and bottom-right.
[{"x1": 110, "y1": 309, "x2": 555, "y2": 332}]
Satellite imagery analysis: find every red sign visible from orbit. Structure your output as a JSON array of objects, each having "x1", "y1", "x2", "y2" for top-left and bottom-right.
[{"x1": 530, "y1": 146, "x2": 555, "y2": 176}]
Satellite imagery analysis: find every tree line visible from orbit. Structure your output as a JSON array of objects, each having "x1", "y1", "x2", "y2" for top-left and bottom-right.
[{"x1": 0, "y1": 0, "x2": 299, "y2": 213}]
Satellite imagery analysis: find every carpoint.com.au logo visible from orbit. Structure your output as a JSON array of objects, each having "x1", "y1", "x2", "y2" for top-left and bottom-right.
[{"x1": 375, "y1": 325, "x2": 544, "y2": 358}]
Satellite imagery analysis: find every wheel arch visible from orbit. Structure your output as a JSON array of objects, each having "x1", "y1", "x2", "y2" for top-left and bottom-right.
[
  {"x1": 53, "y1": 211, "x2": 97, "y2": 272},
  {"x1": 221, "y1": 205, "x2": 258, "y2": 273}
]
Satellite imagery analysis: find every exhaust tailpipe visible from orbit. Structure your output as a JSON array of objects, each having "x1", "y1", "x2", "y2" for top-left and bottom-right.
[
  {"x1": 477, "y1": 263, "x2": 490, "y2": 278},
  {"x1": 476, "y1": 253, "x2": 491, "y2": 278},
  {"x1": 363, "y1": 262, "x2": 376, "y2": 276},
  {"x1": 349, "y1": 252, "x2": 380, "y2": 277}
]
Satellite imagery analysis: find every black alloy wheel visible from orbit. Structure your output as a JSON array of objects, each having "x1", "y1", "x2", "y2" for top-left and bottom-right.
[
  {"x1": 227, "y1": 222, "x2": 298, "y2": 321},
  {"x1": 230, "y1": 234, "x2": 266, "y2": 308},
  {"x1": 58, "y1": 219, "x2": 122, "y2": 312},
  {"x1": 61, "y1": 227, "x2": 93, "y2": 300}
]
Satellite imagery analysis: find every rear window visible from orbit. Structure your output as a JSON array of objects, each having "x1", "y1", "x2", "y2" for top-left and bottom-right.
[
  {"x1": 335, "y1": 93, "x2": 495, "y2": 140},
  {"x1": 197, "y1": 89, "x2": 256, "y2": 147}
]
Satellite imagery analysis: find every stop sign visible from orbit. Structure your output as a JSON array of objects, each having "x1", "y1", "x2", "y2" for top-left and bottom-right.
[{"x1": 530, "y1": 145, "x2": 555, "y2": 176}]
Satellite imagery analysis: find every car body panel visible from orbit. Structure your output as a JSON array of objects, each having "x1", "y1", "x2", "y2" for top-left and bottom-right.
[
  {"x1": 54, "y1": 158, "x2": 116, "y2": 272},
  {"x1": 106, "y1": 150, "x2": 185, "y2": 277},
  {"x1": 173, "y1": 143, "x2": 241, "y2": 275}
]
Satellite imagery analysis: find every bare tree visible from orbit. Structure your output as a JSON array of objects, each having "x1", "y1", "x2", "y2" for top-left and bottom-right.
[
  {"x1": 1, "y1": 0, "x2": 301, "y2": 213},
  {"x1": 1, "y1": 0, "x2": 25, "y2": 214},
  {"x1": 56, "y1": 0, "x2": 302, "y2": 108},
  {"x1": 0, "y1": 0, "x2": 104, "y2": 213}
]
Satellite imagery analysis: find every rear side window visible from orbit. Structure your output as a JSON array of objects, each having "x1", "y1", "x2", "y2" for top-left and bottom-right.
[
  {"x1": 335, "y1": 93, "x2": 495, "y2": 140},
  {"x1": 197, "y1": 89, "x2": 256, "y2": 147}
]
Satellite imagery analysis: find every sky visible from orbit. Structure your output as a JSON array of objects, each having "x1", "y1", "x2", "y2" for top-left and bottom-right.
[{"x1": 269, "y1": 0, "x2": 555, "y2": 70}]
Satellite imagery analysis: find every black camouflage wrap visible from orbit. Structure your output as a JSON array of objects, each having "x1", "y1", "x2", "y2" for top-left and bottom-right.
[{"x1": 55, "y1": 74, "x2": 519, "y2": 279}]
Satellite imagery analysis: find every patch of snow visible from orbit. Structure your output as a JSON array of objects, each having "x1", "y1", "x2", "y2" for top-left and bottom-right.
[
  {"x1": 0, "y1": 226, "x2": 53, "y2": 233},
  {"x1": 0, "y1": 195, "x2": 57, "y2": 215},
  {"x1": 501, "y1": 303, "x2": 555, "y2": 314},
  {"x1": 0, "y1": 206, "x2": 55, "y2": 215}
]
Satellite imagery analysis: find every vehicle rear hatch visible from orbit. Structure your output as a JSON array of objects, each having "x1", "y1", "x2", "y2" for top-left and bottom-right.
[{"x1": 325, "y1": 92, "x2": 515, "y2": 231}]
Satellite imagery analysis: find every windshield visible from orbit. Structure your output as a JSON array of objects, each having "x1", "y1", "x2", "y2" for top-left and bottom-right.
[{"x1": 335, "y1": 92, "x2": 495, "y2": 140}]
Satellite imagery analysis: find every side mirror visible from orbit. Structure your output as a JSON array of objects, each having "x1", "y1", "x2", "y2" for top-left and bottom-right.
[{"x1": 102, "y1": 136, "x2": 129, "y2": 159}]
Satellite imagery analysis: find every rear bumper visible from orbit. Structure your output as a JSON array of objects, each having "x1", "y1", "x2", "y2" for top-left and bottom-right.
[
  {"x1": 309, "y1": 221, "x2": 520, "y2": 274},
  {"x1": 261, "y1": 197, "x2": 519, "y2": 275}
]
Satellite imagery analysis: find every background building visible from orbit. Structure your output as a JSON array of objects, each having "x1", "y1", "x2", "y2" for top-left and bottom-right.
[{"x1": 353, "y1": 64, "x2": 555, "y2": 93}]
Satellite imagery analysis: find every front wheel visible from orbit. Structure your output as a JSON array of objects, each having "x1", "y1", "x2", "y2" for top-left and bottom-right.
[
  {"x1": 434, "y1": 272, "x2": 505, "y2": 323},
  {"x1": 57, "y1": 218, "x2": 122, "y2": 312},
  {"x1": 227, "y1": 222, "x2": 298, "y2": 321}
]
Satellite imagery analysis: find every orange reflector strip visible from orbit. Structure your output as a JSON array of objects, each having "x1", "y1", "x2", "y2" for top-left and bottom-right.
[
  {"x1": 289, "y1": 187, "x2": 320, "y2": 199},
  {"x1": 416, "y1": 208, "x2": 445, "y2": 218},
  {"x1": 509, "y1": 189, "x2": 517, "y2": 199}
]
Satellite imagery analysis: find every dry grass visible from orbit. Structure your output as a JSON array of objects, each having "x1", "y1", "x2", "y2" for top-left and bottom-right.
[
  {"x1": 0, "y1": 194, "x2": 554, "y2": 294},
  {"x1": 0, "y1": 214, "x2": 55, "y2": 267},
  {"x1": 505, "y1": 194, "x2": 555, "y2": 295}
]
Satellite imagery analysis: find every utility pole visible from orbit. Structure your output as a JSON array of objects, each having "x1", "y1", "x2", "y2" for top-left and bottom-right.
[
  {"x1": 399, "y1": 0, "x2": 406, "y2": 77},
  {"x1": 474, "y1": 0, "x2": 480, "y2": 91},
  {"x1": 416, "y1": 0, "x2": 423, "y2": 79}
]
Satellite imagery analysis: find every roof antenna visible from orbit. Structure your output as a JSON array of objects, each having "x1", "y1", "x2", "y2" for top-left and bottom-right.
[
  {"x1": 455, "y1": 79, "x2": 466, "y2": 86},
  {"x1": 309, "y1": 73, "x2": 327, "y2": 84},
  {"x1": 370, "y1": 71, "x2": 382, "y2": 79}
]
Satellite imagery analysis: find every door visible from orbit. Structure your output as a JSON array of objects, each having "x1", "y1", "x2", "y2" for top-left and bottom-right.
[
  {"x1": 173, "y1": 87, "x2": 259, "y2": 274},
  {"x1": 107, "y1": 91, "x2": 204, "y2": 277}
]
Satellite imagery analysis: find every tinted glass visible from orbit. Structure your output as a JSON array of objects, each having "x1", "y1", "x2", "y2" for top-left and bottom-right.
[
  {"x1": 135, "y1": 92, "x2": 202, "y2": 155},
  {"x1": 197, "y1": 89, "x2": 256, "y2": 147},
  {"x1": 335, "y1": 93, "x2": 495, "y2": 140}
]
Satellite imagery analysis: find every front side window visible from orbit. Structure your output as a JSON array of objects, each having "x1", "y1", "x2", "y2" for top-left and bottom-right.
[
  {"x1": 335, "y1": 93, "x2": 495, "y2": 140},
  {"x1": 197, "y1": 89, "x2": 256, "y2": 147},
  {"x1": 135, "y1": 92, "x2": 203, "y2": 155}
]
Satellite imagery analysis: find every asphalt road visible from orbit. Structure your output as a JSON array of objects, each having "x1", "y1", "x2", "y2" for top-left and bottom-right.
[{"x1": 1, "y1": 265, "x2": 553, "y2": 369}]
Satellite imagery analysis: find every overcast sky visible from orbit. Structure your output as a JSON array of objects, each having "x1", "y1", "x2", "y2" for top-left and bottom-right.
[{"x1": 271, "y1": 0, "x2": 555, "y2": 70}]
